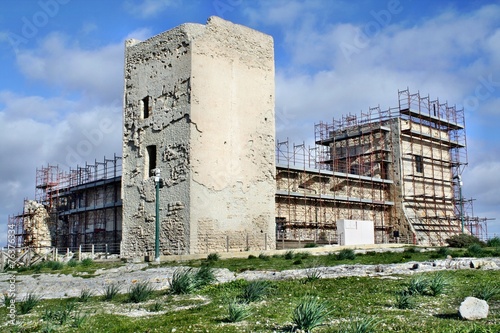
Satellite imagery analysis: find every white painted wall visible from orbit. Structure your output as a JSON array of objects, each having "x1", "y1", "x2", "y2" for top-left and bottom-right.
[{"x1": 337, "y1": 219, "x2": 374, "y2": 246}]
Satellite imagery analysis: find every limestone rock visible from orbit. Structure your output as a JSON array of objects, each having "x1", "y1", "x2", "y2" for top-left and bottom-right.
[
  {"x1": 470, "y1": 260, "x2": 498, "y2": 269},
  {"x1": 459, "y1": 297, "x2": 489, "y2": 320}
]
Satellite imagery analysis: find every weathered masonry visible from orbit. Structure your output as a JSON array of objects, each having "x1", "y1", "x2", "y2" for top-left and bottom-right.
[{"x1": 121, "y1": 17, "x2": 276, "y2": 256}]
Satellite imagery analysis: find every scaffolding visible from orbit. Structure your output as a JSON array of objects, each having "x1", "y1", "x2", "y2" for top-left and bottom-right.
[{"x1": 18, "y1": 155, "x2": 123, "y2": 253}]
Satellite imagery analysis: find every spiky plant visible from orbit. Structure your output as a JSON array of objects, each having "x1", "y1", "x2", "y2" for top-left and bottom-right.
[
  {"x1": 18, "y1": 292, "x2": 41, "y2": 314},
  {"x1": 292, "y1": 296, "x2": 330, "y2": 332},
  {"x1": 102, "y1": 283, "x2": 120, "y2": 301},
  {"x1": 227, "y1": 298, "x2": 251, "y2": 322},
  {"x1": 128, "y1": 281, "x2": 155, "y2": 303},
  {"x1": 240, "y1": 280, "x2": 270, "y2": 303}
]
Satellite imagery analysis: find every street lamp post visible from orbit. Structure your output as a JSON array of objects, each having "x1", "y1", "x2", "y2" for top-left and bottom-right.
[{"x1": 154, "y1": 168, "x2": 161, "y2": 262}]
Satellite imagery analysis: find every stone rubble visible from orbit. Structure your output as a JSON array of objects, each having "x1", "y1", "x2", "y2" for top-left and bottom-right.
[
  {"x1": 1, "y1": 257, "x2": 498, "y2": 301},
  {"x1": 459, "y1": 296, "x2": 489, "y2": 320}
]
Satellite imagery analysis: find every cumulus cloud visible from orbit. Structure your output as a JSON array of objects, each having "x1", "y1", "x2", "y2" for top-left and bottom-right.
[{"x1": 124, "y1": 0, "x2": 178, "y2": 19}]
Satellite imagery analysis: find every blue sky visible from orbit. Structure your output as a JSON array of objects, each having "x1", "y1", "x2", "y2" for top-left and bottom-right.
[{"x1": 1, "y1": 0, "x2": 500, "y2": 246}]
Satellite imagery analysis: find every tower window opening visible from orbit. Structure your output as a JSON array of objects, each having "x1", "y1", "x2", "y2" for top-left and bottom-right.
[
  {"x1": 141, "y1": 96, "x2": 151, "y2": 119},
  {"x1": 415, "y1": 155, "x2": 423, "y2": 173},
  {"x1": 145, "y1": 145, "x2": 157, "y2": 178}
]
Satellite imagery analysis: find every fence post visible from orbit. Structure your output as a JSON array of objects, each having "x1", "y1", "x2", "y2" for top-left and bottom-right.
[
  {"x1": 92, "y1": 244, "x2": 95, "y2": 259},
  {"x1": 79, "y1": 245, "x2": 82, "y2": 261},
  {"x1": 298, "y1": 230, "x2": 302, "y2": 247},
  {"x1": 246, "y1": 234, "x2": 249, "y2": 251},
  {"x1": 105, "y1": 244, "x2": 108, "y2": 259},
  {"x1": 264, "y1": 233, "x2": 267, "y2": 250},
  {"x1": 55, "y1": 248, "x2": 58, "y2": 261},
  {"x1": 177, "y1": 242, "x2": 180, "y2": 255},
  {"x1": 226, "y1": 235, "x2": 229, "y2": 252},
  {"x1": 67, "y1": 248, "x2": 70, "y2": 258},
  {"x1": 27, "y1": 248, "x2": 32, "y2": 266}
]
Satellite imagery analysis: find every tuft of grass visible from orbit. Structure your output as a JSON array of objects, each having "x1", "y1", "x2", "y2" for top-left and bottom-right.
[
  {"x1": 293, "y1": 259, "x2": 303, "y2": 265},
  {"x1": 466, "y1": 244, "x2": 485, "y2": 257},
  {"x1": 303, "y1": 267, "x2": 322, "y2": 283},
  {"x1": 3, "y1": 293, "x2": 13, "y2": 307},
  {"x1": 18, "y1": 292, "x2": 41, "y2": 314},
  {"x1": 169, "y1": 268, "x2": 196, "y2": 295},
  {"x1": 407, "y1": 275, "x2": 429, "y2": 295},
  {"x1": 148, "y1": 301, "x2": 163, "y2": 312},
  {"x1": 395, "y1": 291, "x2": 416, "y2": 309},
  {"x1": 128, "y1": 281, "x2": 155, "y2": 303},
  {"x1": 284, "y1": 250, "x2": 295, "y2": 260},
  {"x1": 338, "y1": 316, "x2": 380, "y2": 333},
  {"x1": 78, "y1": 288, "x2": 93, "y2": 302},
  {"x1": 102, "y1": 283, "x2": 120, "y2": 301},
  {"x1": 404, "y1": 246, "x2": 420, "y2": 253},
  {"x1": 194, "y1": 264, "x2": 216, "y2": 288},
  {"x1": 227, "y1": 298, "x2": 251, "y2": 322},
  {"x1": 42, "y1": 302, "x2": 76, "y2": 325},
  {"x1": 240, "y1": 280, "x2": 270, "y2": 303},
  {"x1": 248, "y1": 254, "x2": 257, "y2": 259},
  {"x1": 71, "y1": 311, "x2": 87, "y2": 328},
  {"x1": 472, "y1": 284, "x2": 500, "y2": 301},
  {"x1": 304, "y1": 243, "x2": 318, "y2": 248},
  {"x1": 337, "y1": 249, "x2": 356, "y2": 260},
  {"x1": 206, "y1": 253, "x2": 220, "y2": 262},
  {"x1": 258, "y1": 253, "x2": 270, "y2": 261},
  {"x1": 67, "y1": 259, "x2": 78, "y2": 267},
  {"x1": 46, "y1": 260, "x2": 64, "y2": 270},
  {"x1": 81, "y1": 258, "x2": 94, "y2": 267},
  {"x1": 427, "y1": 273, "x2": 449, "y2": 296},
  {"x1": 292, "y1": 296, "x2": 330, "y2": 332}
]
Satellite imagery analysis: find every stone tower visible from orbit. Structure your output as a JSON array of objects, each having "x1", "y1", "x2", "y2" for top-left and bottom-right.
[{"x1": 121, "y1": 17, "x2": 276, "y2": 257}]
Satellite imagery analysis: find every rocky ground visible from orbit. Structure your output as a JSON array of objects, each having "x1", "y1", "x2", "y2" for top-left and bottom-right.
[{"x1": 1, "y1": 256, "x2": 498, "y2": 301}]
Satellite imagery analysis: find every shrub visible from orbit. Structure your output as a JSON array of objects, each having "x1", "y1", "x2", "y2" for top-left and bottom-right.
[
  {"x1": 102, "y1": 283, "x2": 120, "y2": 301},
  {"x1": 292, "y1": 296, "x2": 330, "y2": 332},
  {"x1": 227, "y1": 298, "x2": 250, "y2": 322},
  {"x1": 297, "y1": 252, "x2": 311, "y2": 259},
  {"x1": 337, "y1": 249, "x2": 356, "y2": 260},
  {"x1": 206, "y1": 253, "x2": 220, "y2": 262},
  {"x1": 427, "y1": 273, "x2": 448, "y2": 296},
  {"x1": 305, "y1": 243, "x2": 317, "y2": 248},
  {"x1": 403, "y1": 246, "x2": 420, "y2": 253},
  {"x1": 169, "y1": 268, "x2": 196, "y2": 295},
  {"x1": 446, "y1": 234, "x2": 484, "y2": 248},
  {"x1": 240, "y1": 280, "x2": 270, "y2": 303},
  {"x1": 487, "y1": 236, "x2": 500, "y2": 247},
  {"x1": 466, "y1": 244, "x2": 485, "y2": 257},
  {"x1": 248, "y1": 254, "x2": 257, "y2": 259},
  {"x1": 67, "y1": 259, "x2": 78, "y2": 267},
  {"x1": 472, "y1": 284, "x2": 500, "y2": 301},
  {"x1": 284, "y1": 250, "x2": 295, "y2": 260},
  {"x1": 303, "y1": 268, "x2": 322, "y2": 283},
  {"x1": 338, "y1": 316, "x2": 380, "y2": 333},
  {"x1": 437, "y1": 247, "x2": 450, "y2": 256},
  {"x1": 3, "y1": 293, "x2": 13, "y2": 307},
  {"x1": 258, "y1": 253, "x2": 270, "y2": 261},
  {"x1": 42, "y1": 302, "x2": 76, "y2": 325},
  {"x1": 194, "y1": 265, "x2": 216, "y2": 288},
  {"x1": 293, "y1": 259, "x2": 303, "y2": 265},
  {"x1": 46, "y1": 261, "x2": 64, "y2": 270},
  {"x1": 81, "y1": 258, "x2": 94, "y2": 267},
  {"x1": 18, "y1": 292, "x2": 41, "y2": 314},
  {"x1": 128, "y1": 281, "x2": 155, "y2": 303},
  {"x1": 78, "y1": 288, "x2": 93, "y2": 302},
  {"x1": 407, "y1": 275, "x2": 429, "y2": 295},
  {"x1": 395, "y1": 292, "x2": 416, "y2": 309}
]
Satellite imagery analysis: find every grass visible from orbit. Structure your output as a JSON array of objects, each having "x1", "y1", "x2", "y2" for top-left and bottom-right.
[
  {"x1": 102, "y1": 283, "x2": 120, "y2": 301},
  {"x1": 472, "y1": 283, "x2": 500, "y2": 301},
  {"x1": 395, "y1": 292, "x2": 416, "y2": 309},
  {"x1": 226, "y1": 298, "x2": 251, "y2": 322},
  {"x1": 239, "y1": 280, "x2": 270, "y2": 303},
  {"x1": 292, "y1": 296, "x2": 330, "y2": 332},
  {"x1": 18, "y1": 292, "x2": 41, "y2": 314},
  {"x1": 127, "y1": 281, "x2": 155, "y2": 303},
  {"x1": 78, "y1": 288, "x2": 93, "y2": 302},
  {"x1": 337, "y1": 316, "x2": 380, "y2": 333}
]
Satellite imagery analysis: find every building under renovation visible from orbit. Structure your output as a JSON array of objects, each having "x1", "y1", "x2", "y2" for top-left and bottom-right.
[{"x1": 8, "y1": 17, "x2": 490, "y2": 257}]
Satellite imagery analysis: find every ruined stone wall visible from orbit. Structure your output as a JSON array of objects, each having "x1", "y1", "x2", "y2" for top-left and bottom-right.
[
  {"x1": 23, "y1": 200, "x2": 52, "y2": 250},
  {"x1": 122, "y1": 17, "x2": 275, "y2": 256}
]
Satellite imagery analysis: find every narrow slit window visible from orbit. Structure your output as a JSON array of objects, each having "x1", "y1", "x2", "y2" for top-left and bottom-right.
[
  {"x1": 145, "y1": 145, "x2": 157, "y2": 178},
  {"x1": 141, "y1": 96, "x2": 150, "y2": 119},
  {"x1": 415, "y1": 155, "x2": 423, "y2": 173}
]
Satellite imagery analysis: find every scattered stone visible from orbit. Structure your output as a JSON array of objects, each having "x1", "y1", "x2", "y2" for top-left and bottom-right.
[
  {"x1": 410, "y1": 263, "x2": 419, "y2": 270},
  {"x1": 470, "y1": 260, "x2": 498, "y2": 269},
  {"x1": 375, "y1": 265, "x2": 384, "y2": 273},
  {"x1": 459, "y1": 297, "x2": 489, "y2": 320}
]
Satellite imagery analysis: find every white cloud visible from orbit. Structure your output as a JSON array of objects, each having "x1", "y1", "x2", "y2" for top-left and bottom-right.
[{"x1": 124, "y1": 0, "x2": 178, "y2": 19}]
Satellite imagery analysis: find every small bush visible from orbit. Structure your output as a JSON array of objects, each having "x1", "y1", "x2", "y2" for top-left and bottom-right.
[
  {"x1": 240, "y1": 280, "x2": 270, "y2": 303},
  {"x1": 292, "y1": 296, "x2": 330, "y2": 332},
  {"x1": 3, "y1": 293, "x2": 13, "y2": 307},
  {"x1": 67, "y1": 259, "x2": 78, "y2": 267},
  {"x1": 437, "y1": 247, "x2": 450, "y2": 256},
  {"x1": 18, "y1": 292, "x2": 41, "y2": 314},
  {"x1": 338, "y1": 316, "x2": 380, "y2": 333},
  {"x1": 194, "y1": 265, "x2": 216, "y2": 288},
  {"x1": 227, "y1": 298, "x2": 250, "y2": 322},
  {"x1": 472, "y1": 284, "x2": 500, "y2": 301},
  {"x1": 78, "y1": 288, "x2": 93, "y2": 302},
  {"x1": 284, "y1": 250, "x2": 295, "y2": 260},
  {"x1": 297, "y1": 252, "x2": 311, "y2": 259},
  {"x1": 487, "y1": 236, "x2": 500, "y2": 247},
  {"x1": 466, "y1": 243, "x2": 486, "y2": 257},
  {"x1": 337, "y1": 249, "x2": 356, "y2": 260},
  {"x1": 128, "y1": 281, "x2": 155, "y2": 303},
  {"x1": 446, "y1": 234, "x2": 484, "y2": 248},
  {"x1": 46, "y1": 261, "x2": 64, "y2": 270},
  {"x1": 395, "y1": 292, "x2": 416, "y2": 309},
  {"x1": 248, "y1": 254, "x2": 257, "y2": 259},
  {"x1": 42, "y1": 302, "x2": 76, "y2": 325},
  {"x1": 305, "y1": 243, "x2": 317, "y2": 248},
  {"x1": 81, "y1": 258, "x2": 94, "y2": 267},
  {"x1": 427, "y1": 273, "x2": 448, "y2": 296},
  {"x1": 207, "y1": 253, "x2": 220, "y2": 262},
  {"x1": 169, "y1": 268, "x2": 196, "y2": 295},
  {"x1": 303, "y1": 268, "x2": 322, "y2": 283},
  {"x1": 407, "y1": 275, "x2": 429, "y2": 296},
  {"x1": 403, "y1": 246, "x2": 420, "y2": 253},
  {"x1": 293, "y1": 259, "x2": 303, "y2": 265},
  {"x1": 258, "y1": 253, "x2": 270, "y2": 261},
  {"x1": 102, "y1": 283, "x2": 120, "y2": 301}
]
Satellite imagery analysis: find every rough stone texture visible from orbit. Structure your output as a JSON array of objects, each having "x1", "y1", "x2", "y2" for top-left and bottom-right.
[
  {"x1": 122, "y1": 17, "x2": 275, "y2": 257},
  {"x1": 459, "y1": 297, "x2": 489, "y2": 320},
  {"x1": 22, "y1": 200, "x2": 52, "y2": 251}
]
